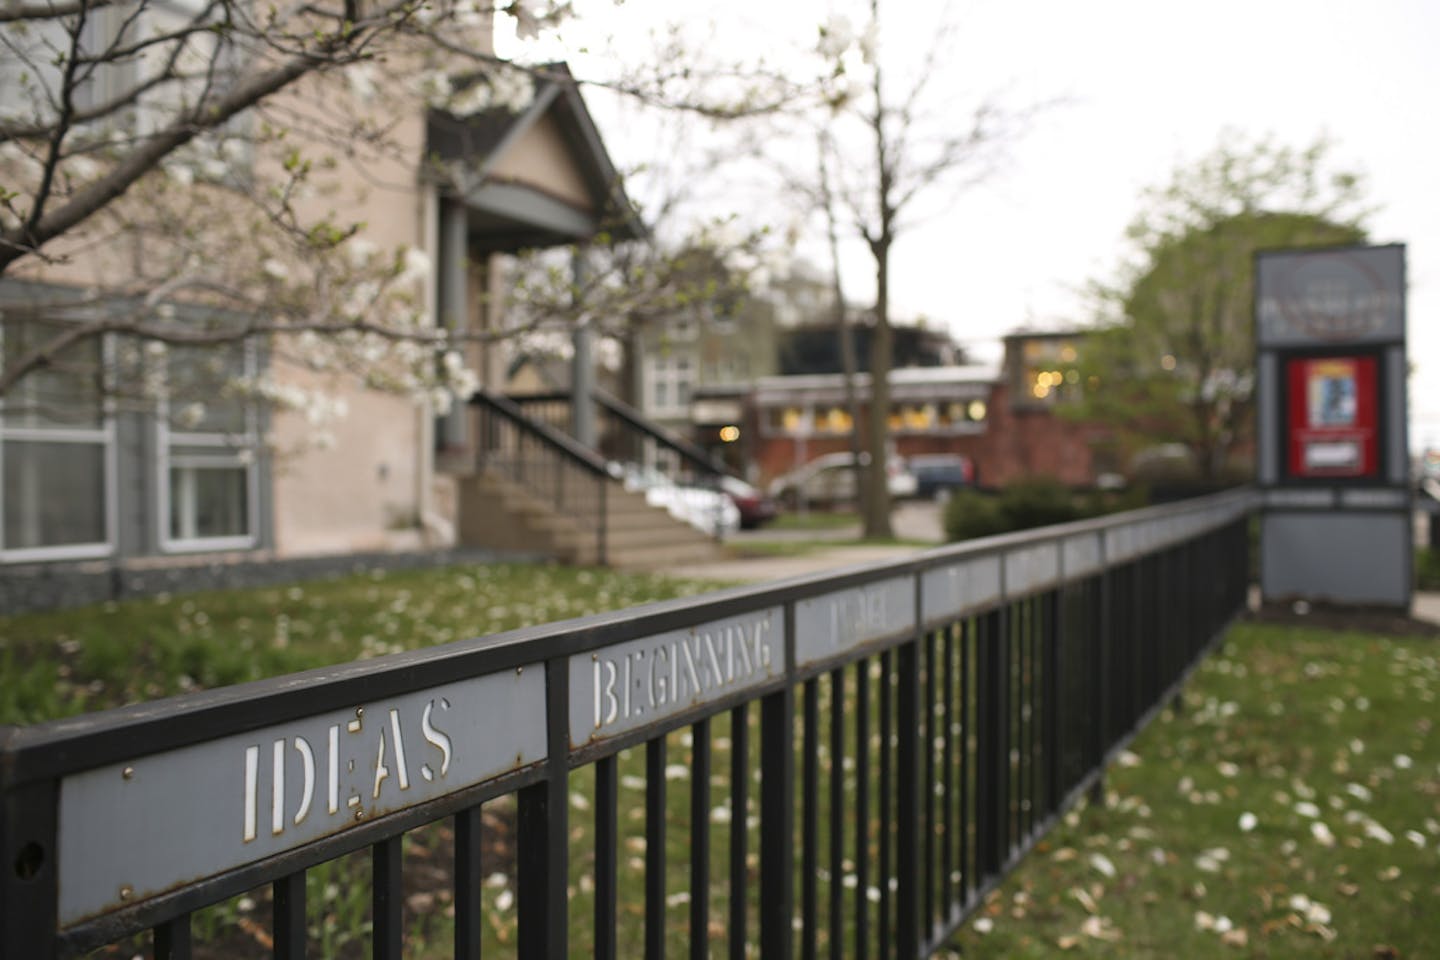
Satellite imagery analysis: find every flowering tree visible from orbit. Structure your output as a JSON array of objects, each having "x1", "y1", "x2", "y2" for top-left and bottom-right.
[{"x1": 0, "y1": 0, "x2": 796, "y2": 435}]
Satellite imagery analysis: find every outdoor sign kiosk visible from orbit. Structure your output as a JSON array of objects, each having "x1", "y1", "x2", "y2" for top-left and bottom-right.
[{"x1": 1256, "y1": 243, "x2": 1410, "y2": 608}]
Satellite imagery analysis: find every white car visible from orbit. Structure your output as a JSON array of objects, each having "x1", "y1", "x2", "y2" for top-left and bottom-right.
[
  {"x1": 617, "y1": 464, "x2": 740, "y2": 536},
  {"x1": 768, "y1": 452, "x2": 916, "y2": 508}
]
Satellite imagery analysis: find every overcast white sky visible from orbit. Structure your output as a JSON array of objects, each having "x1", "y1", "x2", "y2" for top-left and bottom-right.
[{"x1": 504, "y1": 0, "x2": 1440, "y2": 453}]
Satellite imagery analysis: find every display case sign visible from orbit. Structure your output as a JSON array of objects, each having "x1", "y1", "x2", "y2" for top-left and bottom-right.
[{"x1": 1285, "y1": 354, "x2": 1378, "y2": 478}]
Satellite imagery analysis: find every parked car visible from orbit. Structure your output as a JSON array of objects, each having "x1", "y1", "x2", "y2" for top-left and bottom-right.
[
  {"x1": 720, "y1": 475, "x2": 780, "y2": 529},
  {"x1": 909, "y1": 453, "x2": 974, "y2": 501},
  {"x1": 768, "y1": 452, "x2": 917, "y2": 509},
  {"x1": 617, "y1": 464, "x2": 740, "y2": 536}
]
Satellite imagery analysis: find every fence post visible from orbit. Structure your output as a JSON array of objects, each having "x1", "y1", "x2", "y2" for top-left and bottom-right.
[{"x1": 0, "y1": 777, "x2": 57, "y2": 960}]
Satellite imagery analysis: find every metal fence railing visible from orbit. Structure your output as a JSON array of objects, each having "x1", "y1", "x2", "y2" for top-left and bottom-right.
[{"x1": 0, "y1": 489, "x2": 1257, "y2": 959}]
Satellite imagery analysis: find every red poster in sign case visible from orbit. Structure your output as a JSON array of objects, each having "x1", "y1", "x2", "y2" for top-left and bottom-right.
[{"x1": 1286, "y1": 355, "x2": 1378, "y2": 478}]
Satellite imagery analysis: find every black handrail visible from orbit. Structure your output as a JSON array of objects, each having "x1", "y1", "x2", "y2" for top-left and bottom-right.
[
  {"x1": 470, "y1": 389, "x2": 609, "y2": 564},
  {"x1": 590, "y1": 389, "x2": 730, "y2": 479},
  {"x1": 507, "y1": 390, "x2": 731, "y2": 481}
]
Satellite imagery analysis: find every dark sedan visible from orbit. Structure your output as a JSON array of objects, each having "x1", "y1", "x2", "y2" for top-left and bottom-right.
[{"x1": 721, "y1": 475, "x2": 780, "y2": 529}]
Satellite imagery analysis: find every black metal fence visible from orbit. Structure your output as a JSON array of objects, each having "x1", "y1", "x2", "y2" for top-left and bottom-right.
[{"x1": 0, "y1": 489, "x2": 1256, "y2": 959}]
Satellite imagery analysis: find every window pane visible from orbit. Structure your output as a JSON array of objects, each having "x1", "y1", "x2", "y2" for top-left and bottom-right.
[
  {"x1": 1, "y1": 318, "x2": 104, "y2": 428},
  {"x1": 167, "y1": 343, "x2": 248, "y2": 433},
  {"x1": 3, "y1": 440, "x2": 106, "y2": 549},
  {"x1": 170, "y1": 465, "x2": 248, "y2": 540}
]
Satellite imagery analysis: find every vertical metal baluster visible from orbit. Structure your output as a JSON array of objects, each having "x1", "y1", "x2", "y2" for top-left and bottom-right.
[
  {"x1": 958, "y1": 620, "x2": 971, "y2": 905},
  {"x1": 854, "y1": 658, "x2": 871, "y2": 960},
  {"x1": 690, "y1": 719, "x2": 711, "y2": 960},
  {"x1": 373, "y1": 836, "x2": 402, "y2": 960},
  {"x1": 801, "y1": 678, "x2": 819, "y2": 960},
  {"x1": 595, "y1": 758, "x2": 618, "y2": 960},
  {"x1": 878, "y1": 650, "x2": 892, "y2": 957},
  {"x1": 455, "y1": 805, "x2": 483, "y2": 960},
  {"x1": 154, "y1": 914, "x2": 192, "y2": 960},
  {"x1": 759, "y1": 686, "x2": 795, "y2": 959},
  {"x1": 729, "y1": 704, "x2": 749, "y2": 960},
  {"x1": 922, "y1": 630, "x2": 936, "y2": 935},
  {"x1": 941, "y1": 625, "x2": 954, "y2": 921},
  {"x1": 645, "y1": 738, "x2": 667, "y2": 960},
  {"x1": 828, "y1": 668, "x2": 845, "y2": 960},
  {"x1": 895, "y1": 638, "x2": 921, "y2": 960},
  {"x1": 273, "y1": 872, "x2": 304, "y2": 960},
  {"x1": 517, "y1": 659, "x2": 569, "y2": 960}
]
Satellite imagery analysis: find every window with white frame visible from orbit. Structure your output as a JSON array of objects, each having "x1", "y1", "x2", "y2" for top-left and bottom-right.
[
  {"x1": 646, "y1": 353, "x2": 693, "y2": 417},
  {"x1": 158, "y1": 340, "x2": 258, "y2": 552},
  {"x1": 0, "y1": 316, "x2": 115, "y2": 561}
]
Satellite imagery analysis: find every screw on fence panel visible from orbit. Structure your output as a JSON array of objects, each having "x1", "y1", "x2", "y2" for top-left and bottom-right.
[
  {"x1": 644, "y1": 736, "x2": 666, "y2": 960},
  {"x1": 455, "y1": 805, "x2": 483, "y2": 960},
  {"x1": 759, "y1": 685, "x2": 794, "y2": 960},
  {"x1": 272, "y1": 871, "x2": 304, "y2": 960},
  {"x1": 728, "y1": 703, "x2": 748, "y2": 960},
  {"x1": 594, "y1": 757, "x2": 618, "y2": 960}
]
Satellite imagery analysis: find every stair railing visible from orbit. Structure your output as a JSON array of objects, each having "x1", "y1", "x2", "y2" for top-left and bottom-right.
[
  {"x1": 508, "y1": 390, "x2": 733, "y2": 538},
  {"x1": 470, "y1": 389, "x2": 609, "y2": 565}
]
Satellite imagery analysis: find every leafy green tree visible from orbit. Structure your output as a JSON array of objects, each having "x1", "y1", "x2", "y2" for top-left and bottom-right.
[{"x1": 1075, "y1": 136, "x2": 1369, "y2": 482}]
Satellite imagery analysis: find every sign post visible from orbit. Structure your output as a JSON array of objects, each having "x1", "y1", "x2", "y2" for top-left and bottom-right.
[{"x1": 1255, "y1": 243, "x2": 1410, "y2": 608}]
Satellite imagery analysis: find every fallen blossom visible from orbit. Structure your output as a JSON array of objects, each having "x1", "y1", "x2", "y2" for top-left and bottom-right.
[{"x1": 1238, "y1": 812, "x2": 1258, "y2": 832}]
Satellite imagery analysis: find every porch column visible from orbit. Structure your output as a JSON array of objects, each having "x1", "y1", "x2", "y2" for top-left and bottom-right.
[
  {"x1": 570, "y1": 247, "x2": 596, "y2": 449},
  {"x1": 437, "y1": 199, "x2": 468, "y2": 450}
]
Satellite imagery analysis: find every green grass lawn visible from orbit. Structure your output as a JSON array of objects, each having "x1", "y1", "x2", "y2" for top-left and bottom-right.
[
  {"x1": 942, "y1": 619, "x2": 1440, "y2": 958},
  {"x1": 0, "y1": 563, "x2": 729, "y2": 725}
]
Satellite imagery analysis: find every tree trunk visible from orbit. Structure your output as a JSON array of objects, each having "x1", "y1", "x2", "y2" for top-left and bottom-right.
[{"x1": 863, "y1": 239, "x2": 895, "y2": 539}]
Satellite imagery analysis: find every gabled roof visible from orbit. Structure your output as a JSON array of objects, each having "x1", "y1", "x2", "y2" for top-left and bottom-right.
[{"x1": 427, "y1": 63, "x2": 645, "y2": 253}]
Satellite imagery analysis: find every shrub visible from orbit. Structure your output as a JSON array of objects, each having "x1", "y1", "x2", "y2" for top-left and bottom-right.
[
  {"x1": 944, "y1": 476, "x2": 1092, "y2": 542},
  {"x1": 942, "y1": 489, "x2": 1010, "y2": 542}
]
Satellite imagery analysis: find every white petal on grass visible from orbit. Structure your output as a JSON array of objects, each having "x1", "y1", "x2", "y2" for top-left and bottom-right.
[
  {"x1": 1311, "y1": 821, "x2": 1336, "y2": 847},
  {"x1": 1345, "y1": 783, "x2": 1373, "y2": 802},
  {"x1": 1216, "y1": 761, "x2": 1240, "y2": 778},
  {"x1": 485, "y1": 872, "x2": 508, "y2": 889},
  {"x1": 1364, "y1": 821, "x2": 1395, "y2": 845},
  {"x1": 1394, "y1": 754, "x2": 1413, "y2": 770},
  {"x1": 1288, "y1": 894, "x2": 1311, "y2": 911},
  {"x1": 494, "y1": 888, "x2": 514, "y2": 912},
  {"x1": 1213, "y1": 915, "x2": 1233, "y2": 934},
  {"x1": 569, "y1": 791, "x2": 591, "y2": 811},
  {"x1": 665, "y1": 891, "x2": 690, "y2": 907},
  {"x1": 1089, "y1": 853, "x2": 1117, "y2": 879},
  {"x1": 1294, "y1": 801, "x2": 1321, "y2": 819},
  {"x1": 1405, "y1": 830, "x2": 1426, "y2": 848},
  {"x1": 1305, "y1": 902, "x2": 1332, "y2": 925},
  {"x1": 710, "y1": 805, "x2": 732, "y2": 824},
  {"x1": 664, "y1": 764, "x2": 689, "y2": 781},
  {"x1": 1194, "y1": 910, "x2": 1215, "y2": 931},
  {"x1": 973, "y1": 917, "x2": 994, "y2": 934},
  {"x1": 1117, "y1": 750, "x2": 1141, "y2": 767},
  {"x1": 1238, "y1": 812, "x2": 1258, "y2": 832}
]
